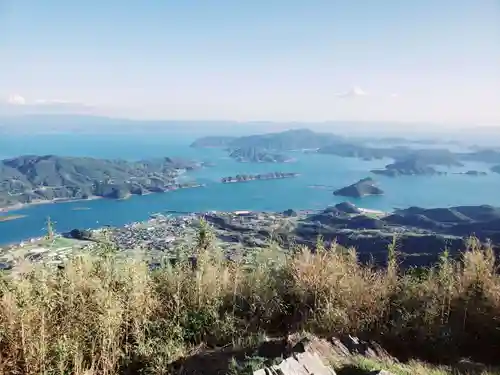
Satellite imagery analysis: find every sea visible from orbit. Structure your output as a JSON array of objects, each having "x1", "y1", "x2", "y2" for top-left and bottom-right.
[{"x1": 1, "y1": 132, "x2": 500, "y2": 245}]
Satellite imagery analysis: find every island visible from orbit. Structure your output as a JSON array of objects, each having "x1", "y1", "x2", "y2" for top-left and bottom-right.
[
  {"x1": 333, "y1": 177, "x2": 384, "y2": 198},
  {"x1": 371, "y1": 157, "x2": 446, "y2": 177},
  {"x1": 190, "y1": 136, "x2": 237, "y2": 148},
  {"x1": 228, "y1": 147, "x2": 294, "y2": 163},
  {"x1": 0, "y1": 155, "x2": 204, "y2": 209},
  {"x1": 458, "y1": 149, "x2": 500, "y2": 164},
  {"x1": 492, "y1": 165, "x2": 500, "y2": 174},
  {"x1": 221, "y1": 172, "x2": 299, "y2": 184},
  {"x1": 192, "y1": 129, "x2": 343, "y2": 151},
  {"x1": 454, "y1": 170, "x2": 487, "y2": 176},
  {"x1": 192, "y1": 129, "x2": 468, "y2": 167}
]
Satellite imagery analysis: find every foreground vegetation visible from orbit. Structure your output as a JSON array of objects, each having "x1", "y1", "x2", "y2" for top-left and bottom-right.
[{"x1": 1, "y1": 227, "x2": 500, "y2": 374}]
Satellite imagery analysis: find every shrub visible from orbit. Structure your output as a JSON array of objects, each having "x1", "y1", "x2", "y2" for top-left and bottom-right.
[{"x1": 0, "y1": 236, "x2": 499, "y2": 374}]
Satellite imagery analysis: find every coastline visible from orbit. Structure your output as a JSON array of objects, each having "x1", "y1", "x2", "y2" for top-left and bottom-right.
[
  {"x1": 358, "y1": 207, "x2": 387, "y2": 217},
  {"x1": 1, "y1": 205, "x2": 389, "y2": 248},
  {"x1": 0, "y1": 184, "x2": 206, "y2": 213},
  {"x1": 0, "y1": 214, "x2": 27, "y2": 223},
  {"x1": 0, "y1": 196, "x2": 103, "y2": 213},
  {"x1": 221, "y1": 173, "x2": 300, "y2": 184}
]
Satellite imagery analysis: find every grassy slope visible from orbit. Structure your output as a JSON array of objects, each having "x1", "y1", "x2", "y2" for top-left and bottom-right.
[{"x1": 1, "y1": 226, "x2": 500, "y2": 374}]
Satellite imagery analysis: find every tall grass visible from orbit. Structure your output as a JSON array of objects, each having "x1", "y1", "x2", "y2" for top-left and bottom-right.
[{"x1": 1, "y1": 233, "x2": 500, "y2": 374}]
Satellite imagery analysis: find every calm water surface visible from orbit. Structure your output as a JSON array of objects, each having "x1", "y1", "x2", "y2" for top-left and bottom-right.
[{"x1": 1, "y1": 133, "x2": 499, "y2": 245}]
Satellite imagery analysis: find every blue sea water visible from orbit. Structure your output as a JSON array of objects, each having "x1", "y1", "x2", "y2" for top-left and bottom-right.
[{"x1": 1, "y1": 133, "x2": 500, "y2": 245}]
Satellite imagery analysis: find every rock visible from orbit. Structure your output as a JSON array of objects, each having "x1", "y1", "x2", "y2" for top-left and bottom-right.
[
  {"x1": 28, "y1": 247, "x2": 49, "y2": 254},
  {"x1": 68, "y1": 228, "x2": 93, "y2": 240},
  {"x1": 0, "y1": 262, "x2": 13, "y2": 271},
  {"x1": 333, "y1": 178, "x2": 384, "y2": 198},
  {"x1": 456, "y1": 359, "x2": 488, "y2": 374}
]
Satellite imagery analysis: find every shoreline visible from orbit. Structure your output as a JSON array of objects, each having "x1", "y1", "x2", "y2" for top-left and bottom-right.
[
  {"x1": 221, "y1": 173, "x2": 300, "y2": 184},
  {"x1": 0, "y1": 183, "x2": 206, "y2": 213},
  {"x1": 0, "y1": 196, "x2": 103, "y2": 213},
  {"x1": 0, "y1": 214, "x2": 28, "y2": 223},
  {"x1": 0, "y1": 205, "x2": 389, "y2": 247},
  {"x1": 358, "y1": 207, "x2": 387, "y2": 216}
]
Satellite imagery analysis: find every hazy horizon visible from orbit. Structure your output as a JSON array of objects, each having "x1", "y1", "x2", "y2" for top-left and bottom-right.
[{"x1": 1, "y1": 1, "x2": 500, "y2": 124}]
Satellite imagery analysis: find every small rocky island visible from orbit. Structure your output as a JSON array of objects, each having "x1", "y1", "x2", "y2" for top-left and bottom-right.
[
  {"x1": 371, "y1": 157, "x2": 446, "y2": 177},
  {"x1": 221, "y1": 172, "x2": 299, "y2": 184},
  {"x1": 492, "y1": 165, "x2": 500, "y2": 174},
  {"x1": 333, "y1": 177, "x2": 384, "y2": 198},
  {"x1": 228, "y1": 147, "x2": 294, "y2": 163}
]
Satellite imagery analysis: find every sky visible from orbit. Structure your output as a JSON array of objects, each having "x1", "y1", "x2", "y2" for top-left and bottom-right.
[{"x1": 1, "y1": 0, "x2": 500, "y2": 124}]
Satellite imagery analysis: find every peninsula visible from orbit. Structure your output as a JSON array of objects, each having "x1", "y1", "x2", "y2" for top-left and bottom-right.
[
  {"x1": 0, "y1": 155, "x2": 204, "y2": 209},
  {"x1": 221, "y1": 172, "x2": 299, "y2": 183},
  {"x1": 0, "y1": 214, "x2": 27, "y2": 222}
]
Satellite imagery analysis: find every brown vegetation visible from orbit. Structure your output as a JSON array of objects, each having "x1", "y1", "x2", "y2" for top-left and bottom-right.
[{"x1": 1, "y1": 229, "x2": 500, "y2": 374}]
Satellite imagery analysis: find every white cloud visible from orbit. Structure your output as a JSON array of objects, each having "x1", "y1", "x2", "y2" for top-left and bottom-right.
[
  {"x1": 34, "y1": 99, "x2": 79, "y2": 105},
  {"x1": 334, "y1": 86, "x2": 369, "y2": 98},
  {"x1": 2, "y1": 94, "x2": 95, "y2": 115},
  {"x1": 7, "y1": 94, "x2": 26, "y2": 105},
  {"x1": 390, "y1": 93, "x2": 399, "y2": 98}
]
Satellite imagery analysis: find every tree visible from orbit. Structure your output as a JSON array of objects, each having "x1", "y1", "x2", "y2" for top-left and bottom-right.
[
  {"x1": 45, "y1": 216, "x2": 55, "y2": 241},
  {"x1": 196, "y1": 217, "x2": 214, "y2": 254}
]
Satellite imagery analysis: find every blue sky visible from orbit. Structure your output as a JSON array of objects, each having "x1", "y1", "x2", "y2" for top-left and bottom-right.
[{"x1": 1, "y1": 0, "x2": 499, "y2": 123}]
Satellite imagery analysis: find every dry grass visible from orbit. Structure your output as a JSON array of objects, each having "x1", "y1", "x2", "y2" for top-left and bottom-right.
[
  {"x1": 335, "y1": 356, "x2": 487, "y2": 375},
  {"x1": 1, "y1": 231, "x2": 500, "y2": 374}
]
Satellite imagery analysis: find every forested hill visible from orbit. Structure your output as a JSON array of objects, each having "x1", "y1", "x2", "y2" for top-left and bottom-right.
[
  {"x1": 0, "y1": 155, "x2": 201, "y2": 208},
  {"x1": 190, "y1": 129, "x2": 343, "y2": 150}
]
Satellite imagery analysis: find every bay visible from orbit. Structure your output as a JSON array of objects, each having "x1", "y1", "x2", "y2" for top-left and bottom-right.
[{"x1": 1, "y1": 133, "x2": 500, "y2": 245}]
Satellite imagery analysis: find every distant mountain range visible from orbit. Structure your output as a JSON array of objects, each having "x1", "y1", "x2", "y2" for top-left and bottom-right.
[{"x1": 1, "y1": 114, "x2": 498, "y2": 142}]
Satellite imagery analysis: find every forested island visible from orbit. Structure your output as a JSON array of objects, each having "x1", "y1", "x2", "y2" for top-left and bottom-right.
[
  {"x1": 192, "y1": 128, "x2": 500, "y2": 166},
  {"x1": 371, "y1": 157, "x2": 446, "y2": 177},
  {"x1": 333, "y1": 177, "x2": 384, "y2": 198},
  {"x1": 191, "y1": 129, "x2": 343, "y2": 150},
  {"x1": 228, "y1": 147, "x2": 294, "y2": 163},
  {"x1": 221, "y1": 172, "x2": 299, "y2": 183},
  {"x1": 0, "y1": 155, "x2": 204, "y2": 209}
]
